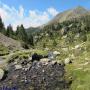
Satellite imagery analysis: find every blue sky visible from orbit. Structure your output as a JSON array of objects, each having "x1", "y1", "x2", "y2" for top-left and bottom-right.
[
  {"x1": 0, "y1": 0, "x2": 90, "y2": 30},
  {"x1": 1, "y1": 0, "x2": 90, "y2": 12}
]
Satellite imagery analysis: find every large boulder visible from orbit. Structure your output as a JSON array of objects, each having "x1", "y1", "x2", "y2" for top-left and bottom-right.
[
  {"x1": 40, "y1": 58, "x2": 49, "y2": 62},
  {"x1": 53, "y1": 51, "x2": 60, "y2": 55},
  {"x1": 48, "y1": 51, "x2": 55, "y2": 60},
  {"x1": 64, "y1": 58, "x2": 72, "y2": 64},
  {"x1": 0, "y1": 68, "x2": 4, "y2": 80},
  {"x1": 31, "y1": 53, "x2": 43, "y2": 62},
  {"x1": 75, "y1": 45, "x2": 80, "y2": 49},
  {"x1": 15, "y1": 64, "x2": 22, "y2": 70}
]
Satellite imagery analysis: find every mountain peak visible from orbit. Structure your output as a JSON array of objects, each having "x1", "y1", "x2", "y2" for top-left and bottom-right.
[
  {"x1": 75, "y1": 6, "x2": 85, "y2": 10},
  {"x1": 72, "y1": 6, "x2": 89, "y2": 15},
  {"x1": 73, "y1": 6, "x2": 88, "y2": 12},
  {"x1": 47, "y1": 6, "x2": 90, "y2": 25}
]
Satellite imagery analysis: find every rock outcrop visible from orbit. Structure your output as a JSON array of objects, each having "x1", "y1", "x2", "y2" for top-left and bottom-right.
[{"x1": 0, "y1": 33, "x2": 21, "y2": 50}]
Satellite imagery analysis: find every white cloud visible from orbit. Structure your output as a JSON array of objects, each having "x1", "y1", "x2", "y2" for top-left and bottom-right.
[
  {"x1": 0, "y1": 2, "x2": 59, "y2": 30},
  {"x1": 19, "y1": 6, "x2": 24, "y2": 18},
  {"x1": 0, "y1": 8, "x2": 8, "y2": 21},
  {"x1": 47, "y1": 7, "x2": 59, "y2": 16}
]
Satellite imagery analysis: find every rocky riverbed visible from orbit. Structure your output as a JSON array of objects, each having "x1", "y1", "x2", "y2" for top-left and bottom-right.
[{"x1": 0, "y1": 58, "x2": 69, "y2": 90}]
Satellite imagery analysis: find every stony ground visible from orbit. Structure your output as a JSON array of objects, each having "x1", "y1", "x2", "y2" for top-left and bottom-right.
[{"x1": 0, "y1": 59, "x2": 68, "y2": 90}]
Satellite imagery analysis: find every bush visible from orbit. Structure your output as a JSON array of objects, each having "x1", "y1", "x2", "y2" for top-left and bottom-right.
[
  {"x1": 21, "y1": 42, "x2": 29, "y2": 49},
  {"x1": 0, "y1": 44, "x2": 9, "y2": 56},
  {"x1": 53, "y1": 40, "x2": 57, "y2": 46}
]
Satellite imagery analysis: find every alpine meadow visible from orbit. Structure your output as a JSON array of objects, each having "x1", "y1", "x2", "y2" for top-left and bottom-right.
[{"x1": 0, "y1": 0, "x2": 90, "y2": 90}]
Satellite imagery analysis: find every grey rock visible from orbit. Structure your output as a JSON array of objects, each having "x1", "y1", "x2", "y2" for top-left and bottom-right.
[
  {"x1": 0, "y1": 69, "x2": 4, "y2": 80},
  {"x1": 0, "y1": 60, "x2": 68, "y2": 90},
  {"x1": 15, "y1": 64, "x2": 22, "y2": 70}
]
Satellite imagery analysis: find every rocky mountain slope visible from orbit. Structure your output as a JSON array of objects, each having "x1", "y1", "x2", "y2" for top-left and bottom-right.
[
  {"x1": 26, "y1": 6, "x2": 90, "y2": 35},
  {"x1": 0, "y1": 33, "x2": 21, "y2": 49},
  {"x1": 47, "y1": 6, "x2": 90, "y2": 25}
]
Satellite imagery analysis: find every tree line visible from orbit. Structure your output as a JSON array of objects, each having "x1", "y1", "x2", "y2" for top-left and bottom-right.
[{"x1": 0, "y1": 16, "x2": 34, "y2": 47}]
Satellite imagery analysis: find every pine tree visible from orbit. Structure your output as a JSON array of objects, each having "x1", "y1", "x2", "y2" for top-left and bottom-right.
[
  {"x1": 0, "y1": 16, "x2": 6, "y2": 35},
  {"x1": 16, "y1": 24, "x2": 28, "y2": 42},
  {"x1": 28, "y1": 35, "x2": 34, "y2": 46},
  {"x1": 15, "y1": 26, "x2": 20, "y2": 40},
  {"x1": 6, "y1": 24, "x2": 14, "y2": 38}
]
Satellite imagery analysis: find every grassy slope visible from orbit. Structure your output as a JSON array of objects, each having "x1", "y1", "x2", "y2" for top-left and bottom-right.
[
  {"x1": 34, "y1": 16, "x2": 90, "y2": 89},
  {"x1": 0, "y1": 44, "x2": 9, "y2": 56},
  {"x1": 1, "y1": 35, "x2": 90, "y2": 90},
  {"x1": 0, "y1": 15, "x2": 90, "y2": 90},
  {"x1": 65, "y1": 40, "x2": 90, "y2": 90},
  {"x1": 0, "y1": 34, "x2": 90, "y2": 89}
]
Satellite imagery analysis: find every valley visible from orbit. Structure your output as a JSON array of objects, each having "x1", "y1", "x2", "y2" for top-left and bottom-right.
[{"x1": 0, "y1": 6, "x2": 90, "y2": 90}]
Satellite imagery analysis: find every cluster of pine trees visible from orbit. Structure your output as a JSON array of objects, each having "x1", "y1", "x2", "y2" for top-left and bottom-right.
[{"x1": 0, "y1": 16, "x2": 34, "y2": 47}]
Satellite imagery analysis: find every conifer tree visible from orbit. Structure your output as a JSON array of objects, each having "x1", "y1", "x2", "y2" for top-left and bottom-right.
[
  {"x1": 0, "y1": 16, "x2": 6, "y2": 35},
  {"x1": 16, "y1": 24, "x2": 28, "y2": 42},
  {"x1": 6, "y1": 24, "x2": 14, "y2": 38}
]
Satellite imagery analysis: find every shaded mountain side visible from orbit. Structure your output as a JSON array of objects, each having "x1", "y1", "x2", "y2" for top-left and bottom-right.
[
  {"x1": 26, "y1": 27, "x2": 42, "y2": 36},
  {"x1": 0, "y1": 33, "x2": 21, "y2": 49}
]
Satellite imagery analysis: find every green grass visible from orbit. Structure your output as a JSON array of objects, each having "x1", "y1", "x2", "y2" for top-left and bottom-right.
[
  {"x1": 7, "y1": 50, "x2": 31, "y2": 63},
  {"x1": 32, "y1": 49, "x2": 48, "y2": 55},
  {"x1": 70, "y1": 68, "x2": 90, "y2": 90},
  {"x1": 64, "y1": 42, "x2": 90, "y2": 90},
  {"x1": 0, "y1": 44, "x2": 9, "y2": 56},
  {"x1": 65, "y1": 62, "x2": 90, "y2": 90},
  {"x1": 7, "y1": 49, "x2": 48, "y2": 63}
]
